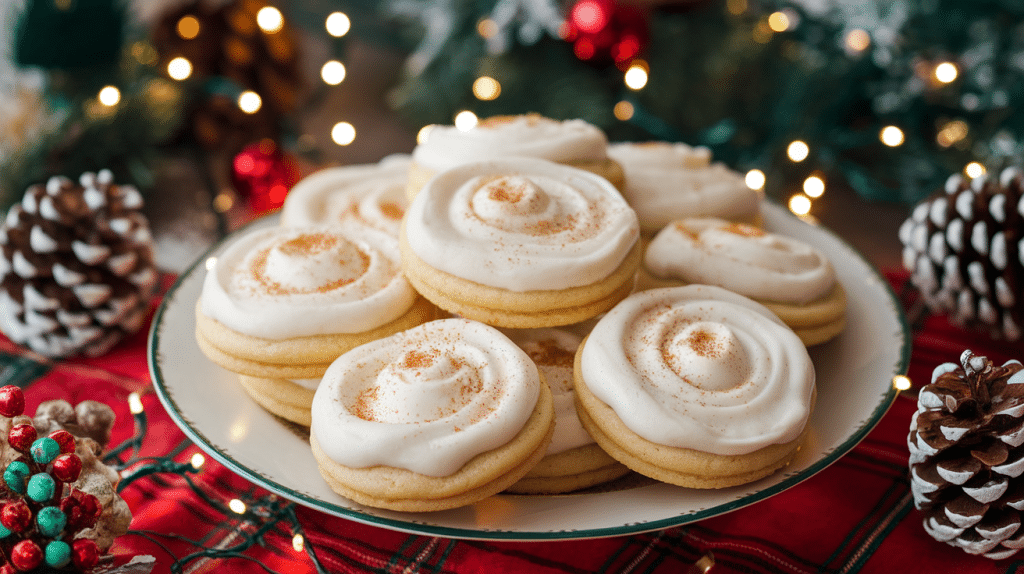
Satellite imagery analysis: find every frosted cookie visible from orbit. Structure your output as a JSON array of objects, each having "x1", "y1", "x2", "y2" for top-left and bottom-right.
[
  {"x1": 309, "y1": 318, "x2": 555, "y2": 512},
  {"x1": 195, "y1": 225, "x2": 436, "y2": 423},
  {"x1": 407, "y1": 114, "x2": 624, "y2": 200},
  {"x1": 574, "y1": 285, "x2": 815, "y2": 489},
  {"x1": 280, "y1": 154, "x2": 408, "y2": 240},
  {"x1": 400, "y1": 157, "x2": 641, "y2": 328},
  {"x1": 607, "y1": 142, "x2": 761, "y2": 236},
  {"x1": 501, "y1": 328, "x2": 630, "y2": 494},
  {"x1": 641, "y1": 217, "x2": 846, "y2": 346}
]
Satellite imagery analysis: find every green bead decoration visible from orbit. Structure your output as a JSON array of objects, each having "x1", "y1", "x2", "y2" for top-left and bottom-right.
[
  {"x1": 44, "y1": 540, "x2": 71, "y2": 568},
  {"x1": 3, "y1": 461, "x2": 30, "y2": 493},
  {"x1": 30, "y1": 437, "x2": 60, "y2": 464},
  {"x1": 26, "y1": 473, "x2": 55, "y2": 503},
  {"x1": 36, "y1": 506, "x2": 66, "y2": 538},
  {"x1": 0, "y1": 523, "x2": 11, "y2": 539}
]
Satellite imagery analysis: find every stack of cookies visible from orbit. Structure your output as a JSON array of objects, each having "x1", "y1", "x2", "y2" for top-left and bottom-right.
[{"x1": 195, "y1": 115, "x2": 841, "y2": 512}]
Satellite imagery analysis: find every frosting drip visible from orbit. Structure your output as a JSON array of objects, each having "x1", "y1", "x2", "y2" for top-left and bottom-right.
[
  {"x1": 404, "y1": 158, "x2": 639, "y2": 291},
  {"x1": 310, "y1": 318, "x2": 541, "y2": 476},
  {"x1": 279, "y1": 156, "x2": 409, "y2": 240},
  {"x1": 200, "y1": 226, "x2": 416, "y2": 339},
  {"x1": 607, "y1": 142, "x2": 760, "y2": 231},
  {"x1": 644, "y1": 217, "x2": 836, "y2": 304},
  {"x1": 413, "y1": 115, "x2": 609, "y2": 171},
  {"x1": 504, "y1": 328, "x2": 591, "y2": 455},
  {"x1": 580, "y1": 285, "x2": 815, "y2": 455}
]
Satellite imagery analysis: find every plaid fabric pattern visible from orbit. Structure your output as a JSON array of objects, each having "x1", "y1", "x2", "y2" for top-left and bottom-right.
[{"x1": 1, "y1": 272, "x2": 1021, "y2": 574}]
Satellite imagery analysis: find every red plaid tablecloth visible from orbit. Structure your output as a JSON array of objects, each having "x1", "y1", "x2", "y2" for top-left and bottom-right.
[{"x1": 3, "y1": 272, "x2": 1023, "y2": 574}]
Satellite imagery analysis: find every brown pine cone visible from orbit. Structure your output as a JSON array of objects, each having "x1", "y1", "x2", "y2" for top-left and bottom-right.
[
  {"x1": 0, "y1": 171, "x2": 158, "y2": 357},
  {"x1": 909, "y1": 350, "x2": 1024, "y2": 558},
  {"x1": 899, "y1": 168, "x2": 1024, "y2": 341}
]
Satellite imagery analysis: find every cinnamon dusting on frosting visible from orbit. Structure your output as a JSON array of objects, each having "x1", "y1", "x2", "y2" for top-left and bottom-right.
[
  {"x1": 723, "y1": 222, "x2": 765, "y2": 237},
  {"x1": 248, "y1": 232, "x2": 371, "y2": 296},
  {"x1": 379, "y1": 202, "x2": 404, "y2": 220},
  {"x1": 686, "y1": 328, "x2": 723, "y2": 358}
]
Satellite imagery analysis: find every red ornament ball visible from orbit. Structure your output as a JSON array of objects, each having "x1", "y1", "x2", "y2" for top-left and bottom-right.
[
  {"x1": 48, "y1": 430, "x2": 76, "y2": 454},
  {"x1": 564, "y1": 0, "x2": 649, "y2": 66},
  {"x1": 0, "y1": 563, "x2": 15, "y2": 574},
  {"x1": 7, "y1": 425, "x2": 36, "y2": 453},
  {"x1": 60, "y1": 490, "x2": 102, "y2": 531},
  {"x1": 51, "y1": 453, "x2": 82, "y2": 483},
  {"x1": 231, "y1": 139, "x2": 300, "y2": 215},
  {"x1": 1, "y1": 501, "x2": 31, "y2": 533},
  {"x1": 71, "y1": 538, "x2": 99, "y2": 569},
  {"x1": 10, "y1": 540, "x2": 41, "y2": 571},
  {"x1": 0, "y1": 386, "x2": 25, "y2": 418}
]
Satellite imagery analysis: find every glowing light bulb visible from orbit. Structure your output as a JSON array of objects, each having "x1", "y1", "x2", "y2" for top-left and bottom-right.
[
  {"x1": 767, "y1": 12, "x2": 790, "y2": 32},
  {"x1": 880, "y1": 125, "x2": 905, "y2": 147},
  {"x1": 893, "y1": 375, "x2": 912, "y2": 391},
  {"x1": 128, "y1": 393, "x2": 143, "y2": 415},
  {"x1": 292, "y1": 534, "x2": 304, "y2": 552},
  {"x1": 613, "y1": 101, "x2": 634, "y2": 121},
  {"x1": 205, "y1": 257, "x2": 217, "y2": 271},
  {"x1": 787, "y1": 141, "x2": 809, "y2": 162},
  {"x1": 98, "y1": 86, "x2": 120, "y2": 107},
  {"x1": 326, "y1": 12, "x2": 350, "y2": 37},
  {"x1": 238, "y1": 91, "x2": 262, "y2": 114},
  {"x1": 416, "y1": 125, "x2": 435, "y2": 144},
  {"x1": 624, "y1": 64, "x2": 648, "y2": 90},
  {"x1": 332, "y1": 122, "x2": 356, "y2": 145},
  {"x1": 803, "y1": 175, "x2": 825, "y2": 198},
  {"x1": 472, "y1": 76, "x2": 501, "y2": 101},
  {"x1": 454, "y1": 110, "x2": 478, "y2": 131},
  {"x1": 229, "y1": 499, "x2": 247, "y2": 514},
  {"x1": 321, "y1": 60, "x2": 346, "y2": 85},
  {"x1": 256, "y1": 7, "x2": 284, "y2": 33},
  {"x1": 936, "y1": 120, "x2": 968, "y2": 148},
  {"x1": 965, "y1": 162, "x2": 986, "y2": 179},
  {"x1": 935, "y1": 62, "x2": 958, "y2": 83},
  {"x1": 177, "y1": 15, "x2": 200, "y2": 40},
  {"x1": 844, "y1": 29, "x2": 870, "y2": 53},
  {"x1": 788, "y1": 193, "x2": 811, "y2": 216},
  {"x1": 745, "y1": 169, "x2": 766, "y2": 190},
  {"x1": 167, "y1": 57, "x2": 192, "y2": 80},
  {"x1": 190, "y1": 453, "x2": 206, "y2": 470},
  {"x1": 477, "y1": 18, "x2": 498, "y2": 39}
]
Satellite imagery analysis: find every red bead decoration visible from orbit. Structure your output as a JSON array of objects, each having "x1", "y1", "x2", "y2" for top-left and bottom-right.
[
  {"x1": 71, "y1": 538, "x2": 99, "y2": 569},
  {"x1": 0, "y1": 563, "x2": 15, "y2": 574},
  {"x1": 564, "y1": 0, "x2": 649, "y2": 67},
  {"x1": 11, "y1": 540, "x2": 42, "y2": 572},
  {"x1": 0, "y1": 386, "x2": 25, "y2": 418},
  {"x1": 231, "y1": 139, "x2": 299, "y2": 216},
  {"x1": 60, "y1": 489, "x2": 101, "y2": 530},
  {"x1": 7, "y1": 425, "x2": 36, "y2": 454},
  {"x1": 0, "y1": 501, "x2": 31, "y2": 533},
  {"x1": 48, "y1": 430, "x2": 76, "y2": 454},
  {"x1": 51, "y1": 453, "x2": 82, "y2": 483}
]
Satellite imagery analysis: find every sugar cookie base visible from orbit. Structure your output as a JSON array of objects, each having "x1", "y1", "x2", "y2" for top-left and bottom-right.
[
  {"x1": 573, "y1": 342, "x2": 808, "y2": 489},
  {"x1": 194, "y1": 296, "x2": 438, "y2": 378},
  {"x1": 504, "y1": 443, "x2": 630, "y2": 494},
  {"x1": 238, "y1": 376, "x2": 316, "y2": 427},
  {"x1": 310, "y1": 383, "x2": 555, "y2": 512},
  {"x1": 399, "y1": 232, "x2": 641, "y2": 328}
]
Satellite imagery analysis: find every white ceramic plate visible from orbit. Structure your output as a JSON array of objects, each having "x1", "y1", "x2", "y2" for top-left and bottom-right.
[{"x1": 149, "y1": 202, "x2": 910, "y2": 540}]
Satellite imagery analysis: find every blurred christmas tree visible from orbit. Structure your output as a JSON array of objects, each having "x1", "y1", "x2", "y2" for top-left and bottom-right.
[{"x1": 337, "y1": 0, "x2": 1024, "y2": 205}]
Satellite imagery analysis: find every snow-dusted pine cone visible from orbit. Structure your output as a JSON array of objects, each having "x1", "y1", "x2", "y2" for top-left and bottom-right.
[
  {"x1": 909, "y1": 350, "x2": 1024, "y2": 558},
  {"x1": 899, "y1": 167, "x2": 1024, "y2": 340},
  {"x1": 0, "y1": 170, "x2": 158, "y2": 358}
]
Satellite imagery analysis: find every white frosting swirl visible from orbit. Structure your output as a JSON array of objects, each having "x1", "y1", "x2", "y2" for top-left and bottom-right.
[
  {"x1": 310, "y1": 318, "x2": 541, "y2": 476},
  {"x1": 607, "y1": 142, "x2": 760, "y2": 231},
  {"x1": 279, "y1": 156, "x2": 408, "y2": 240},
  {"x1": 503, "y1": 328, "x2": 591, "y2": 455},
  {"x1": 644, "y1": 217, "x2": 836, "y2": 304},
  {"x1": 580, "y1": 285, "x2": 814, "y2": 455},
  {"x1": 413, "y1": 115, "x2": 609, "y2": 171},
  {"x1": 404, "y1": 157, "x2": 639, "y2": 291},
  {"x1": 200, "y1": 226, "x2": 416, "y2": 339}
]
